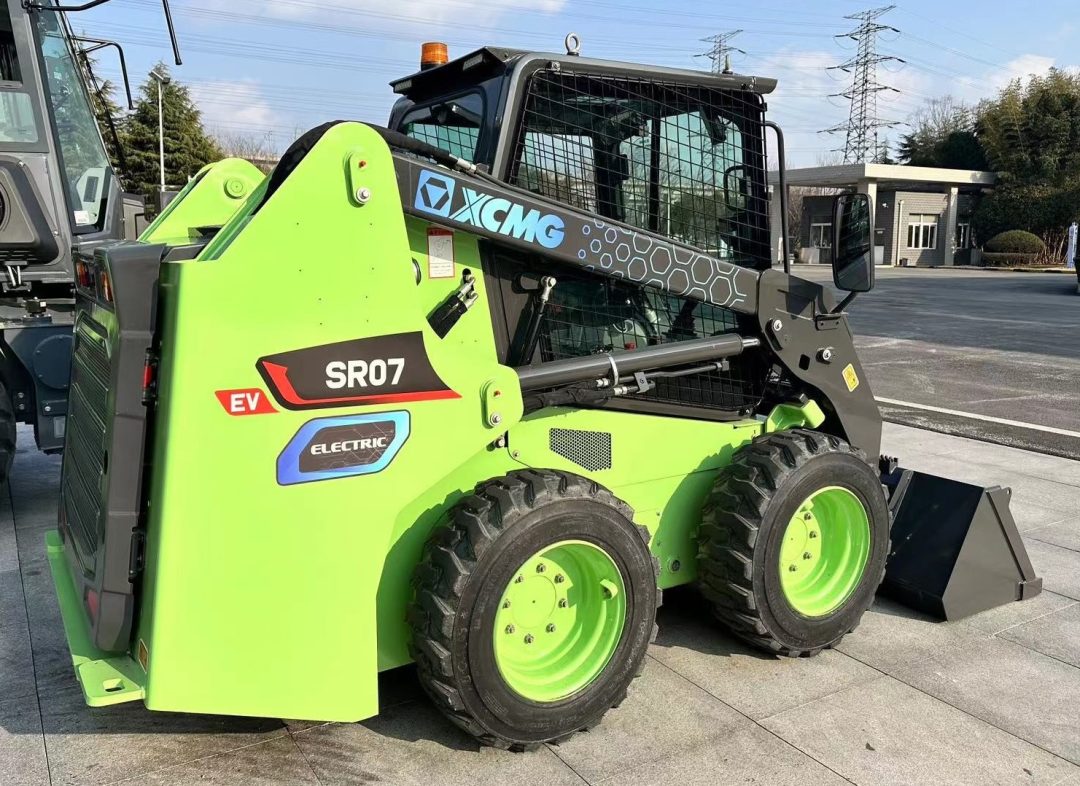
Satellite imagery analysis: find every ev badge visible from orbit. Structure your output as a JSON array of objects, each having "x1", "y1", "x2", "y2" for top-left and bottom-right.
[{"x1": 415, "y1": 170, "x2": 456, "y2": 218}]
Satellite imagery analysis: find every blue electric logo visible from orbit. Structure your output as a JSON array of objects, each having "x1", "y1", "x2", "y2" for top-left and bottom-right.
[
  {"x1": 413, "y1": 169, "x2": 565, "y2": 249},
  {"x1": 277, "y1": 411, "x2": 409, "y2": 486},
  {"x1": 414, "y1": 170, "x2": 456, "y2": 217}
]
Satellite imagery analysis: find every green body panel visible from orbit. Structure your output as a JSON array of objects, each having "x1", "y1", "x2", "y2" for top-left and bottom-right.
[
  {"x1": 505, "y1": 408, "x2": 765, "y2": 589},
  {"x1": 139, "y1": 158, "x2": 265, "y2": 246},
  {"x1": 52, "y1": 122, "x2": 827, "y2": 721}
]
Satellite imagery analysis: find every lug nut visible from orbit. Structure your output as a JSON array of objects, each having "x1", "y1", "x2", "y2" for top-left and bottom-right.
[
  {"x1": 515, "y1": 575, "x2": 524, "y2": 583},
  {"x1": 536, "y1": 564, "x2": 546, "y2": 573},
  {"x1": 788, "y1": 564, "x2": 797, "y2": 572},
  {"x1": 554, "y1": 574, "x2": 564, "y2": 583},
  {"x1": 808, "y1": 531, "x2": 818, "y2": 539},
  {"x1": 803, "y1": 552, "x2": 812, "y2": 560},
  {"x1": 505, "y1": 624, "x2": 515, "y2": 634},
  {"x1": 503, "y1": 600, "x2": 511, "y2": 609},
  {"x1": 558, "y1": 599, "x2": 568, "y2": 608},
  {"x1": 524, "y1": 634, "x2": 534, "y2": 644},
  {"x1": 546, "y1": 624, "x2": 556, "y2": 633},
  {"x1": 803, "y1": 512, "x2": 812, "y2": 521}
]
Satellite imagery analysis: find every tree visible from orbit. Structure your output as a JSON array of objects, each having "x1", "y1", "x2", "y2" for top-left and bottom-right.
[
  {"x1": 897, "y1": 96, "x2": 987, "y2": 170},
  {"x1": 972, "y1": 69, "x2": 1080, "y2": 256},
  {"x1": 212, "y1": 130, "x2": 278, "y2": 174},
  {"x1": 121, "y1": 64, "x2": 222, "y2": 198},
  {"x1": 976, "y1": 68, "x2": 1080, "y2": 185}
]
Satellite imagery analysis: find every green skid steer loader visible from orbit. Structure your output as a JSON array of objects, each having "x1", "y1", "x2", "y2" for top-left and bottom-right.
[{"x1": 46, "y1": 39, "x2": 1042, "y2": 749}]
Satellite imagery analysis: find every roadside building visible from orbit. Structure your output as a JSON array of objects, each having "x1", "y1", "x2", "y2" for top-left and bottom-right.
[{"x1": 770, "y1": 164, "x2": 997, "y2": 267}]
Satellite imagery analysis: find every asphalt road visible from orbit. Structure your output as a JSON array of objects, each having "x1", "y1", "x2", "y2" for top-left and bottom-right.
[{"x1": 798, "y1": 266, "x2": 1080, "y2": 459}]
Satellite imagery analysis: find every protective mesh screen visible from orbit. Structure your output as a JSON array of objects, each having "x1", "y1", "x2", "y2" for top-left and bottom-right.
[
  {"x1": 531, "y1": 273, "x2": 767, "y2": 413},
  {"x1": 509, "y1": 67, "x2": 770, "y2": 266}
]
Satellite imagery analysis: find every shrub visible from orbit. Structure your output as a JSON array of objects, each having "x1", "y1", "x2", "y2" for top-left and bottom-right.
[
  {"x1": 980, "y1": 252, "x2": 1042, "y2": 267},
  {"x1": 984, "y1": 230, "x2": 1047, "y2": 254}
]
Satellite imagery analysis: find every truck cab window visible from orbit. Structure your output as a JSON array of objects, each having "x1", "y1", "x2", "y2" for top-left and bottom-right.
[
  {"x1": 0, "y1": 4, "x2": 38, "y2": 143},
  {"x1": 34, "y1": 10, "x2": 110, "y2": 228},
  {"x1": 401, "y1": 92, "x2": 483, "y2": 162}
]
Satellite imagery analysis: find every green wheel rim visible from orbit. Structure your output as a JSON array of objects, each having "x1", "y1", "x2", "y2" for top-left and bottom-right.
[
  {"x1": 493, "y1": 540, "x2": 626, "y2": 703},
  {"x1": 778, "y1": 486, "x2": 871, "y2": 617}
]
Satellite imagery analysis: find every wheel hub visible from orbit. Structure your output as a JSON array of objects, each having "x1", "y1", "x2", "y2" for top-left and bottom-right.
[
  {"x1": 778, "y1": 486, "x2": 870, "y2": 618},
  {"x1": 493, "y1": 540, "x2": 625, "y2": 703}
]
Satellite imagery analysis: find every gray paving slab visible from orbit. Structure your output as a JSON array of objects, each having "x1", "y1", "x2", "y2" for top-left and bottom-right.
[
  {"x1": 762, "y1": 675, "x2": 1077, "y2": 786},
  {"x1": 0, "y1": 569, "x2": 39, "y2": 703},
  {"x1": 888, "y1": 635, "x2": 1080, "y2": 764},
  {"x1": 38, "y1": 684, "x2": 287, "y2": 786},
  {"x1": 881, "y1": 421, "x2": 975, "y2": 458},
  {"x1": 107, "y1": 735, "x2": 320, "y2": 785},
  {"x1": 651, "y1": 617, "x2": 879, "y2": 721},
  {"x1": 835, "y1": 597, "x2": 986, "y2": 673},
  {"x1": 1025, "y1": 539, "x2": 1080, "y2": 601},
  {"x1": 961, "y1": 589, "x2": 1077, "y2": 636},
  {"x1": 291, "y1": 700, "x2": 585, "y2": 786},
  {"x1": 969, "y1": 442, "x2": 1080, "y2": 489},
  {"x1": 548, "y1": 658, "x2": 763, "y2": 783},
  {"x1": 590, "y1": 727, "x2": 848, "y2": 786},
  {"x1": 1030, "y1": 517, "x2": 1080, "y2": 554},
  {"x1": 0, "y1": 694, "x2": 49, "y2": 786},
  {"x1": 1000, "y1": 603, "x2": 1080, "y2": 669}
]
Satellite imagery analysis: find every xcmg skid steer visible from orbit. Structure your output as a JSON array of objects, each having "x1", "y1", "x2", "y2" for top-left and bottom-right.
[{"x1": 46, "y1": 38, "x2": 1042, "y2": 749}]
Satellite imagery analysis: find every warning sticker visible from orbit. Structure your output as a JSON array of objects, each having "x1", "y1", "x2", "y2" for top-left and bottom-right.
[
  {"x1": 427, "y1": 228, "x2": 455, "y2": 279},
  {"x1": 842, "y1": 363, "x2": 860, "y2": 392}
]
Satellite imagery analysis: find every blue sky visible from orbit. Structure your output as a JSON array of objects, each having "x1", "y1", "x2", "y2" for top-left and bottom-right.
[{"x1": 78, "y1": 0, "x2": 1079, "y2": 166}]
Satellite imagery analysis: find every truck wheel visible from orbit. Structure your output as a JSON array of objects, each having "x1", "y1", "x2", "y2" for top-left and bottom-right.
[
  {"x1": 698, "y1": 429, "x2": 889, "y2": 656},
  {"x1": 0, "y1": 381, "x2": 16, "y2": 487},
  {"x1": 410, "y1": 469, "x2": 659, "y2": 749}
]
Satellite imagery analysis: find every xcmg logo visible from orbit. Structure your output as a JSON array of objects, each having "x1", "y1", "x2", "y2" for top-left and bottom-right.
[{"x1": 414, "y1": 169, "x2": 565, "y2": 249}]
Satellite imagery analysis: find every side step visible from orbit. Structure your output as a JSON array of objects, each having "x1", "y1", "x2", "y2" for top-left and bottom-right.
[
  {"x1": 880, "y1": 463, "x2": 1043, "y2": 620},
  {"x1": 45, "y1": 530, "x2": 145, "y2": 707}
]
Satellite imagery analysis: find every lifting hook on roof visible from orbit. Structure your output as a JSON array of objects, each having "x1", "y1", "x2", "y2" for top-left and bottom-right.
[{"x1": 564, "y1": 32, "x2": 582, "y2": 57}]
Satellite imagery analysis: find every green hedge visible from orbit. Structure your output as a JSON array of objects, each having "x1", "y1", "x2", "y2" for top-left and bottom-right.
[
  {"x1": 984, "y1": 230, "x2": 1047, "y2": 254},
  {"x1": 981, "y1": 252, "x2": 1041, "y2": 267}
]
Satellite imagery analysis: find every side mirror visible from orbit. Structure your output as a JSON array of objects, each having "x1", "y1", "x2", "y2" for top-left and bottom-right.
[{"x1": 831, "y1": 193, "x2": 874, "y2": 292}]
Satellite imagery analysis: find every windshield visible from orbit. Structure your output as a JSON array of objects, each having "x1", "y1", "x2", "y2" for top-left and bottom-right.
[
  {"x1": 0, "y1": 1, "x2": 40, "y2": 143},
  {"x1": 34, "y1": 10, "x2": 110, "y2": 228},
  {"x1": 401, "y1": 92, "x2": 483, "y2": 161}
]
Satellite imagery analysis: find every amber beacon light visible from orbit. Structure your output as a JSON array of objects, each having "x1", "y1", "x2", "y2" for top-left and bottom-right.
[{"x1": 420, "y1": 42, "x2": 449, "y2": 70}]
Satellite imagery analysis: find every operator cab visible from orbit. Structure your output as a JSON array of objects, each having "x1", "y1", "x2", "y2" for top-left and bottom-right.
[
  {"x1": 388, "y1": 42, "x2": 777, "y2": 419},
  {"x1": 388, "y1": 44, "x2": 774, "y2": 272}
]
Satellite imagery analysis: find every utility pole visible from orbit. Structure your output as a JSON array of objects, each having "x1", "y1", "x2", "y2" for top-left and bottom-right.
[
  {"x1": 821, "y1": 6, "x2": 904, "y2": 164},
  {"x1": 699, "y1": 30, "x2": 745, "y2": 74},
  {"x1": 149, "y1": 66, "x2": 171, "y2": 192}
]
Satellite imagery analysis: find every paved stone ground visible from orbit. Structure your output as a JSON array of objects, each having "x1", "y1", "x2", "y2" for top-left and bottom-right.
[
  {"x1": 2, "y1": 422, "x2": 1079, "y2": 785},
  {"x1": 797, "y1": 266, "x2": 1080, "y2": 459}
]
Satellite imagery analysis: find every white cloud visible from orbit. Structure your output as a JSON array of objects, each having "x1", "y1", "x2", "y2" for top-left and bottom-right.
[
  {"x1": 190, "y1": 79, "x2": 281, "y2": 136},
  {"x1": 990, "y1": 54, "x2": 1057, "y2": 90}
]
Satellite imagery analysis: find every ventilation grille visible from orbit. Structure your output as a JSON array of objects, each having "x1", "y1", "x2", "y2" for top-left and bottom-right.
[{"x1": 549, "y1": 428, "x2": 612, "y2": 472}]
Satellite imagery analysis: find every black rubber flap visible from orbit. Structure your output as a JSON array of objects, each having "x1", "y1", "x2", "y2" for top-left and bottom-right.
[{"x1": 881, "y1": 470, "x2": 1042, "y2": 620}]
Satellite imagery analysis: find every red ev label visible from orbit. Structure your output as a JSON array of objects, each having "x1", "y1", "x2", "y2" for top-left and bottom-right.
[{"x1": 216, "y1": 388, "x2": 278, "y2": 416}]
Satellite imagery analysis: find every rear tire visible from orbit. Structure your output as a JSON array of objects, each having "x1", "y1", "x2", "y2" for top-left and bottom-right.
[
  {"x1": 698, "y1": 429, "x2": 889, "y2": 656},
  {"x1": 0, "y1": 381, "x2": 16, "y2": 487},
  {"x1": 410, "y1": 469, "x2": 659, "y2": 749}
]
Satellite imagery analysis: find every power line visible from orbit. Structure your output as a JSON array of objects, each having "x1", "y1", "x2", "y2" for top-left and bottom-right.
[
  {"x1": 820, "y1": 5, "x2": 904, "y2": 164},
  {"x1": 698, "y1": 30, "x2": 744, "y2": 74}
]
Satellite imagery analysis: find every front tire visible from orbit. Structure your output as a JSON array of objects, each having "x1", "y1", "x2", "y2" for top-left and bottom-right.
[
  {"x1": 410, "y1": 469, "x2": 659, "y2": 749},
  {"x1": 698, "y1": 429, "x2": 889, "y2": 656}
]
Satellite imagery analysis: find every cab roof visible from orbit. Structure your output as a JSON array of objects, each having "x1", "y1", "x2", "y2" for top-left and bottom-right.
[{"x1": 389, "y1": 46, "x2": 777, "y2": 99}]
